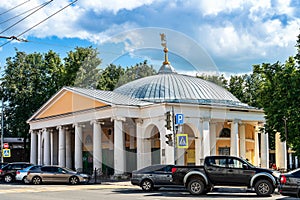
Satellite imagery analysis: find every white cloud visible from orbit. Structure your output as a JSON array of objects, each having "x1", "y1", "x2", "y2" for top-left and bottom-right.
[
  {"x1": 197, "y1": 0, "x2": 245, "y2": 16},
  {"x1": 1, "y1": 0, "x2": 300, "y2": 74},
  {"x1": 78, "y1": 0, "x2": 157, "y2": 14}
]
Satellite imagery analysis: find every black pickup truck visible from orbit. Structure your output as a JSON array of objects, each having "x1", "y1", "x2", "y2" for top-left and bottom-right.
[{"x1": 171, "y1": 155, "x2": 280, "y2": 196}]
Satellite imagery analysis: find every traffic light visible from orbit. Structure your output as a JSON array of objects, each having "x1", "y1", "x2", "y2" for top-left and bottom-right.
[
  {"x1": 165, "y1": 133, "x2": 173, "y2": 146},
  {"x1": 165, "y1": 111, "x2": 172, "y2": 130}
]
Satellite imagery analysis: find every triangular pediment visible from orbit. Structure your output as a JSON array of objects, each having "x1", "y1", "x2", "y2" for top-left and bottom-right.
[{"x1": 34, "y1": 89, "x2": 107, "y2": 119}]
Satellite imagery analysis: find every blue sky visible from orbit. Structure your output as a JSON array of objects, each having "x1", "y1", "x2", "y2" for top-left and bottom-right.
[{"x1": 0, "y1": 0, "x2": 299, "y2": 76}]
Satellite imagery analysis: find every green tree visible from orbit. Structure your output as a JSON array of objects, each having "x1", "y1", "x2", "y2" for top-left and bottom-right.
[
  {"x1": 97, "y1": 64, "x2": 125, "y2": 91},
  {"x1": 228, "y1": 75, "x2": 245, "y2": 102},
  {"x1": 1, "y1": 50, "x2": 64, "y2": 159},
  {"x1": 196, "y1": 74, "x2": 228, "y2": 88},
  {"x1": 116, "y1": 60, "x2": 157, "y2": 88},
  {"x1": 63, "y1": 46, "x2": 101, "y2": 88},
  {"x1": 253, "y1": 58, "x2": 300, "y2": 155}
]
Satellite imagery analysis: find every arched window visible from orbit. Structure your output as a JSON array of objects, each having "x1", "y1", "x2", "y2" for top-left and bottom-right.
[{"x1": 219, "y1": 128, "x2": 231, "y2": 137}]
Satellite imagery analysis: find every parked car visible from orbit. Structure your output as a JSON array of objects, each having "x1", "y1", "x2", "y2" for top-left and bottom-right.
[
  {"x1": 0, "y1": 162, "x2": 33, "y2": 183},
  {"x1": 16, "y1": 165, "x2": 43, "y2": 183},
  {"x1": 171, "y1": 156, "x2": 280, "y2": 196},
  {"x1": 131, "y1": 164, "x2": 179, "y2": 191},
  {"x1": 26, "y1": 166, "x2": 91, "y2": 185},
  {"x1": 279, "y1": 168, "x2": 300, "y2": 198}
]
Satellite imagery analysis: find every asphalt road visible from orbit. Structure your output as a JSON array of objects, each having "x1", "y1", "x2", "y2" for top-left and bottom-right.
[{"x1": 0, "y1": 182, "x2": 297, "y2": 200}]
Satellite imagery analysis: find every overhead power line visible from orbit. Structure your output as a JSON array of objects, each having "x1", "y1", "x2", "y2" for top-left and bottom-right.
[
  {"x1": 0, "y1": 0, "x2": 30, "y2": 16},
  {"x1": 0, "y1": 0, "x2": 78, "y2": 48},
  {"x1": 0, "y1": 3, "x2": 50, "y2": 25},
  {"x1": 0, "y1": 0, "x2": 53, "y2": 35}
]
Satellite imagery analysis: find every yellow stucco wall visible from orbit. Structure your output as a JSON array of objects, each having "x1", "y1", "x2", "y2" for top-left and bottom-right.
[{"x1": 36, "y1": 91, "x2": 106, "y2": 119}]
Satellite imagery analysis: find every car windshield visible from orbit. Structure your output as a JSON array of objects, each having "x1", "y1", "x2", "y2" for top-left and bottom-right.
[
  {"x1": 23, "y1": 166, "x2": 34, "y2": 171},
  {"x1": 62, "y1": 167, "x2": 75, "y2": 173}
]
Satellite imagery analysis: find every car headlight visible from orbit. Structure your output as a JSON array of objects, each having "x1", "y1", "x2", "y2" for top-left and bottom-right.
[{"x1": 272, "y1": 171, "x2": 281, "y2": 179}]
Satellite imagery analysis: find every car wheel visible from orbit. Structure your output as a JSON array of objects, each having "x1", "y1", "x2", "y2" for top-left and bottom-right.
[
  {"x1": 69, "y1": 176, "x2": 79, "y2": 185},
  {"x1": 254, "y1": 179, "x2": 273, "y2": 197},
  {"x1": 32, "y1": 176, "x2": 42, "y2": 185},
  {"x1": 22, "y1": 176, "x2": 28, "y2": 184},
  {"x1": 4, "y1": 174, "x2": 13, "y2": 183},
  {"x1": 141, "y1": 179, "x2": 153, "y2": 191},
  {"x1": 187, "y1": 178, "x2": 205, "y2": 195}
]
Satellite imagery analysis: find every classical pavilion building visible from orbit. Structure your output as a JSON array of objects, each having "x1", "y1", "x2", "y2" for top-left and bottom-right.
[{"x1": 27, "y1": 44, "x2": 288, "y2": 175}]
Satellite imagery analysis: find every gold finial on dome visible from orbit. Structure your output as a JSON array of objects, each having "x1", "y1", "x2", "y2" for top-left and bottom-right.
[{"x1": 160, "y1": 33, "x2": 170, "y2": 65}]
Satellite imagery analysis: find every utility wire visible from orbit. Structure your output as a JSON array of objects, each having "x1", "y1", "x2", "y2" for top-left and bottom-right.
[
  {"x1": 0, "y1": 0, "x2": 78, "y2": 48},
  {"x1": 0, "y1": 0, "x2": 53, "y2": 35},
  {"x1": 0, "y1": 0, "x2": 30, "y2": 16},
  {"x1": 0, "y1": 2, "x2": 50, "y2": 25}
]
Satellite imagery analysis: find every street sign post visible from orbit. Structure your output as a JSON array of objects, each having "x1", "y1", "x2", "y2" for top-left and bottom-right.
[
  {"x1": 177, "y1": 134, "x2": 188, "y2": 148},
  {"x1": 175, "y1": 114, "x2": 184, "y2": 125},
  {"x1": 2, "y1": 149, "x2": 10, "y2": 157},
  {"x1": 3, "y1": 143, "x2": 9, "y2": 149}
]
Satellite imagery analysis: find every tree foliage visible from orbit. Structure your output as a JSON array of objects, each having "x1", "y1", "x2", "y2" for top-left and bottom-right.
[
  {"x1": 1, "y1": 50, "x2": 63, "y2": 141},
  {"x1": 115, "y1": 60, "x2": 157, "y2": 88},
  {"x1": 196, "y1": 74, "x2": 228, "y2": 88},
  {"x1": 63, "y1": 46, "x2": 102, "y2": 88},
  {"x1": 0, "y1": 46, "x2": 102, "y2": 159},
  {"x1": 253, "y1": 57, "x2": 300, "y2": 155},
  {"x1": 97, "y1": 64, "x2": 124, "y2": 91}
]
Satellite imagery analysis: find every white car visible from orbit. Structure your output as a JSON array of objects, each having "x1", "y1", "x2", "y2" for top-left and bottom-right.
[{"x1": 16, "y1": 165, "x2": 42, "y2": 183}]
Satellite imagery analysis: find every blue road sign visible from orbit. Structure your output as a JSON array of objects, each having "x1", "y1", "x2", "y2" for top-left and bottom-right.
[
  {"x1": 177, "y1": 134, "x2": 188, "y2": 148},
  {"x1": 3, "y1": 149, "x2": 11, "y2": 157},
  {"x1": 175, "y1": 114, "x2": 184, "y2": 125}
]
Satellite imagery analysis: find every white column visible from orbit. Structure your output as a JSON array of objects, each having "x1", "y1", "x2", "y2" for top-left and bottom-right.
[
  {"x1": 254, "y1": 131, "x2": 260, "y2": 166},
  {"x1": 50, "y1": 130, "x2": 54, "y2": 165},
  {"x1": 92, "y1": 120, "x2": 102, "y2": 171},
  {"x1": 210, "y1": 122, "x2": 217, "y2": 155},
  {"x1": 74, "y1": 123, "x2": 83, "y2": 172},
  {"x1": 202, "y1": 119, "x2": 210, "y2": 157},
  {"x1": 30, "y1": 130, "x2": 37, "y2": 164},
  {"x1": 239, "y1": 124, "x2": 246, "y2": 159},
  {"x1": 65, "y1": 128, "x2": 72, "y2": 169},
  {"x1": 193, "y1": 118, "x2": 202, "y2": 165},
  {"x1": 109, "y1": 129, "x2": 113, "y2": 150},
  {"x1": 230, "y1": 120, "x2": 239, "y2": 156},
  {"x1": 37, "y1": 130, "x2": 42, "y2": 165},
  {"x1": 295, "y1": 156, "x2": 298, "y2": 168},
  {"x1": 58, "y1": 126, "x2": 66, "y2": 167},
  {"x1": 114, "y1": 118, "x2": 126, "y2": 175},
  {"x1": 43, "y1": 128, "x2": 51, "y2": 165},
  {"x1": 129, "y1": 126, "x2": 135, "y2": 149},
  {"x1": 275, "y1": 132, "x2": 287, "y2": 170},
  {"x1": 289, "y1": 148, "x2": 293, "y2": 169},
  {"x1": 261, "y1": 131, "x2": 269, "y2": 168},
  {"x1": 136, "y1": 119, "x2": 151, "y2": 169}
]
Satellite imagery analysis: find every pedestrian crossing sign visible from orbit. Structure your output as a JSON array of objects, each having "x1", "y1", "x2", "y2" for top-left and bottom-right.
[
  {"x1": 2, "y1": 149, "x2": 11, "y2": 157},
  {"x1": 177, "y1": 134, "x2": 188, "y2": 148}
]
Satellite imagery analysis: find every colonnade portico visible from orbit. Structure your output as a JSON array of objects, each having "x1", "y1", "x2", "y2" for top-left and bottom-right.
[{"x1": 30, "y1": 117, "x2": 130, "y2": 175}]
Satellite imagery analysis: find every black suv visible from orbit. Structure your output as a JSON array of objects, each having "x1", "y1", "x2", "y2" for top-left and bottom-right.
[{"x1": 0, "y1": 162, "x2": 33, "y2": 183}]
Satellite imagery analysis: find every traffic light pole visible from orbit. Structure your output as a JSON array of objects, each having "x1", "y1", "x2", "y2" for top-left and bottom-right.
[
  {"x1": 172, "y1": 106, "x2": 177, "y2": 165},
  {"x1": 1, "y1": 98, "x2": 4, "y2": 163}
]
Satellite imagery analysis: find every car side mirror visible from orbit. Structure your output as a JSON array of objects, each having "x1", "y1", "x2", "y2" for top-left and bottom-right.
[{"x1": 242, "y1": 164, "x2": 248, "y2": 169}]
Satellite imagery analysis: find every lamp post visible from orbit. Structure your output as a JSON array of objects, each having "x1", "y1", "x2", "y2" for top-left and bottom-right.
[
  {"x1": 283, "y1": 116, "x2": 292, "y2": 170},
  {"x1": 1, "y1": 97, "x2": 4, "y2": 163}
]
